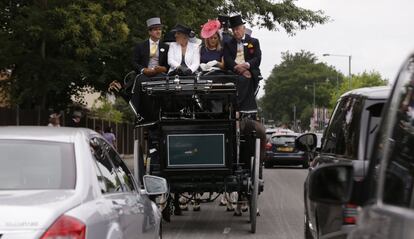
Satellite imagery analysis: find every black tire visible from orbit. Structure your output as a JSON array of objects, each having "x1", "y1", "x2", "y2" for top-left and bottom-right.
[
  {"x1": 264, "y1": 162, "x2": 272, "y2": 169},
  {"x1": 249, "y1": 139, "x2": 260, "y2": 233},
  {"x1": 302, "y1": 161, "x2": 309, "y2": 169}
]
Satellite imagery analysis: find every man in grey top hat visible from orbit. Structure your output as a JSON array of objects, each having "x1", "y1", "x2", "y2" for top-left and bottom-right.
[
  {"x1": 133, "y1": 17, "x2": 169, "y2": 76},
  {"x1": 109, "y1": 17, "x2": 169, "y2": 123}
]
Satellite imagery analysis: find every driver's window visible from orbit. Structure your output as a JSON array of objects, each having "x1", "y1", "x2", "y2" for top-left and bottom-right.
[{"x1": 90, "y1": 138, "x2": 123, "y2": 194}]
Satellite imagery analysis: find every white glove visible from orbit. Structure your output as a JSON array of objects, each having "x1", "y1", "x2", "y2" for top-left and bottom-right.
[
  {"x1": 200, "y1": 63, "x2": 209, "y2": 71},
  {"x1": 206, "y1": 60, "x2": 218, "y2": 67}
]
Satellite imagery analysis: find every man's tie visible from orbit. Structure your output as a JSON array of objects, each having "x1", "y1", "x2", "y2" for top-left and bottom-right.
[{"x1": 150, "y1": 42, "x2": 157, "y2": 57}]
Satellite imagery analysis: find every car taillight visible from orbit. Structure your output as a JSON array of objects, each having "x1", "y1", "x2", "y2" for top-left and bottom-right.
[
  {"x1": 265, "y1": 143, "x2": 272, "y2": 151},
  {"x1": 41, "y1": 215, "x2": 86, "y2": 239},
  {"x1": 343, "y1": 203, "x2": 357, "y2": 225}
]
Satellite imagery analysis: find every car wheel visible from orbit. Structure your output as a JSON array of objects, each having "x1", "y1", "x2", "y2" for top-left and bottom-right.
[
  {"x1": 302, "y1": 161, "x2": 309, "y2": 169},
  {"x1": 304, "y1": 215, "x2": 313, "y2": 239},
  {"x1": 264, "y1": 162, "x2": 272, "y2": 168}
]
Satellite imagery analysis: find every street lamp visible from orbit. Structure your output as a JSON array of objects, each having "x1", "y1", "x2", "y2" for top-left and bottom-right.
[{"x1": 323, "y1": 53, "x2": 352, "y2": 89}]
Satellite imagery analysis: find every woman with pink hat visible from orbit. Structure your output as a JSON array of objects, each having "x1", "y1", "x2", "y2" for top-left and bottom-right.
[{"x1": 199, "y1": 19, "x2": 224, "y2": 71}]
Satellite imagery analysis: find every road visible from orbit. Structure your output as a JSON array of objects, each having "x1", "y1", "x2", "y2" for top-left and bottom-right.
[{"x1": 162, "y1": 167, "x2": 308, "y2": 239}]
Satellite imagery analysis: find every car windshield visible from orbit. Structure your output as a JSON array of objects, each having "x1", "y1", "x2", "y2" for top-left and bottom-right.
[
  {"x1": 271, "y1": 135, "x2": 296, "y2": 145},
  {"x1": 0, "y1": 140, "x2": 76, "y2": 190}
]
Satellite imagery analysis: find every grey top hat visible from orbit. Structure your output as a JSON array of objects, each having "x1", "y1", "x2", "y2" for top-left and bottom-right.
[
  {"x1": 146, "y1": 17, "x2": 163, "y2": 29},
  {"x1": 245, "y1": 28, "x2": 252, "y2": 36}
]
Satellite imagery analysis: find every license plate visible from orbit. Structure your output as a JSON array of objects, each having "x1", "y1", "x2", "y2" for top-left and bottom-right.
[{"x1": 277, "y1": 147, "x2": 293, "y2": 152}]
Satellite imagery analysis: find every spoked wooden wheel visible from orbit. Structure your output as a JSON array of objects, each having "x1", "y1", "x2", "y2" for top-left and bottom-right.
[{"x1": 249, "y1": 138, "x2": 260, "y2": 233}]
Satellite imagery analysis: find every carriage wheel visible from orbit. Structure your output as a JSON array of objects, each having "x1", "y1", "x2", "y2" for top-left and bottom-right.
[{"x1": 249, "y1": 138, "x2": 260, "y2": 233}]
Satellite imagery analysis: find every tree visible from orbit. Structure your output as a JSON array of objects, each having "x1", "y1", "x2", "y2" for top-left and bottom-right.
[
  {"x1": 0, "y1": 0, "x2": 130, "y2": 110},
  {"x1": 0, "y1": 0, "x2": 328, "y2": 111},
  {"x1": 329, "y1": 71, "x2": 388, "y2": 106},
  {"x1": 260, "y1": 50, "x2": 343, "y2": 130}
]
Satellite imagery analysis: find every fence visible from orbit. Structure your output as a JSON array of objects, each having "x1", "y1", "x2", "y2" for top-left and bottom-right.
[{"x1": 0, "y1": 107, "x2": 139, "y2": 155}]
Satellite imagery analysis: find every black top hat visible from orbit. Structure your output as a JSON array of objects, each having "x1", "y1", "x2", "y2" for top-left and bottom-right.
[
  {"x1": 218, "y1": 15, "x2": 230, "y2": 28},
  {"x1": 171, "y1": 24, "x2": 192, "y2": 36},
  {"x1": 229, "y1": 15, "x2": 245, "y2": 28}
]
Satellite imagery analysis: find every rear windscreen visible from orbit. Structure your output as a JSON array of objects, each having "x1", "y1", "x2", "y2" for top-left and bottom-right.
[
  {"x1": 271, "y1": 136, "x2": 296, "y2": 145},
  {"x1": 0, "y1": 140, "x2": 76, "y2": 190}
]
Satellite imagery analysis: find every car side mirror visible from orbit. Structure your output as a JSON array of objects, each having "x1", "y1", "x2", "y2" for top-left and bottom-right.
[
  {"x1": 309, "y1": 163, "x2": 354, "y2": 204},
  {"x1": 142, "y1": 175, "x2": 168, "y2": 195},
  {"x1": 295, "y1": 133, "x2": 317, "y2": 152}
]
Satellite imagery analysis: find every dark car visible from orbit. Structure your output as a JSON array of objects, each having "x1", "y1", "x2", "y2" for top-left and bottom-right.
[
  {"x1": 264, "y1": 132, "x2": 310, "y2": 168},
  {"x1": 303, "y1": 53, "x2": 414, "y2": 239},
  {"x1": 301, "y1": 86, "x2": 391, "y2": 239}
]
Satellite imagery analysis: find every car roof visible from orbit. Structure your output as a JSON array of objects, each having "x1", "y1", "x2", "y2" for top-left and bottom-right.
[
  {"x1": 0, "y1": 126, "x2": 98, "y2": 143},
  {"x1": 340, "y1": 86, "x2": 391, "y2": 100}
]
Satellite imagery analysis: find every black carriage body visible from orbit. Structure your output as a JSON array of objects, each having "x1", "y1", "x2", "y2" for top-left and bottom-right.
[{"x1": 137, "y1": 74, "x2": 245, "y2": 193}]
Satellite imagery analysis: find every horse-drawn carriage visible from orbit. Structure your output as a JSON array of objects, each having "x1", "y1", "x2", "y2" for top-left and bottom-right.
[{"x1": 124, "y1": 72, "x2": 263, "y2": 233}]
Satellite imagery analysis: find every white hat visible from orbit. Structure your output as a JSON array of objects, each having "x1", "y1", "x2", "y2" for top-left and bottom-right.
[{"x1": 146, "y1": 17, "x2": 162, "y2": 29}]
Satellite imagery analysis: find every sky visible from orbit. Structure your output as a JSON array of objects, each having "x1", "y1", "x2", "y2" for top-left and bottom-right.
[{"x1": 253, "y1": 0, "x2": 413, "y2": 97}]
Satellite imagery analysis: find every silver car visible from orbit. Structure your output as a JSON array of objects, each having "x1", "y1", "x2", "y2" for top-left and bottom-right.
[{"x1": 0, "y1": 126, "x2": 166, "y2": 239}]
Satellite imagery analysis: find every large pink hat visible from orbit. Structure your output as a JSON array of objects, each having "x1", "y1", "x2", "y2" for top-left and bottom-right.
[{"x1": 201, "y1": 19, "x2": 221, "y2": 39}]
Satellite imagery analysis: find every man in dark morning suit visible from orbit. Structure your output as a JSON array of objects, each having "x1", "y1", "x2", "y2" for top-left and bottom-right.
[
  {"x1": 223, "y1": 15, "x2": 265, "y2": 217},
  {"x1": 109, "y1": 17, "x2": 169, "y2": 123},
  {"x1": 223, "y1": 15, "x2": 262, "y2": 112},
  {"x1": 132, "y1": 17, "x2": 169, "y2": 76}
]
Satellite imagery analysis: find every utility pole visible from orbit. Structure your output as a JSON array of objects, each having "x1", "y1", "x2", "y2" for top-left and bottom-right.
[
  {"x1": 293, "y1": 105, "x2": 296, "y2": 131},
  {"x1": 313, "y1": 81, "x2": 316, "y2": 113}
]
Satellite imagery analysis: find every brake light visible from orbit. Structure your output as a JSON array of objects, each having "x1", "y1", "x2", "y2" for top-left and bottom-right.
[
  {"x1": 343, "y1": 203, "x2": 357, "y2": 225},
  {"x1": 265, "y1": 143, "x2": 272, "y2": 151},
  {"x1": 41, "y1": 215, "x2": 86, "y2": 239}
]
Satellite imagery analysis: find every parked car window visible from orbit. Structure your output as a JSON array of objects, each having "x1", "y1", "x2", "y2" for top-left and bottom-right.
[
  {"x1": 90, "y1": 138, "x2": 123, "y2": 194},
  {"x1": 0, "y1": 140, "x2": 76, "y2": 190},
  {"x1": 99, "y1": 138, "x2": 137, "y2": 192},
  {"x1": 322, "y1": 97, "x2": 363, "y2": 159},
  {"x1": 382, "y1": 58, "x2": 414, "y2": 207}
]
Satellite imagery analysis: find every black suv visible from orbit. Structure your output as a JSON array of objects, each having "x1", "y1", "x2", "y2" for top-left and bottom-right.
[
  {"x1": 302, "y1": 86, "x2": 390, "y2": 239},
  {"x1": 302, "y1": 54, "x2": 414, "y2": 239}
]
